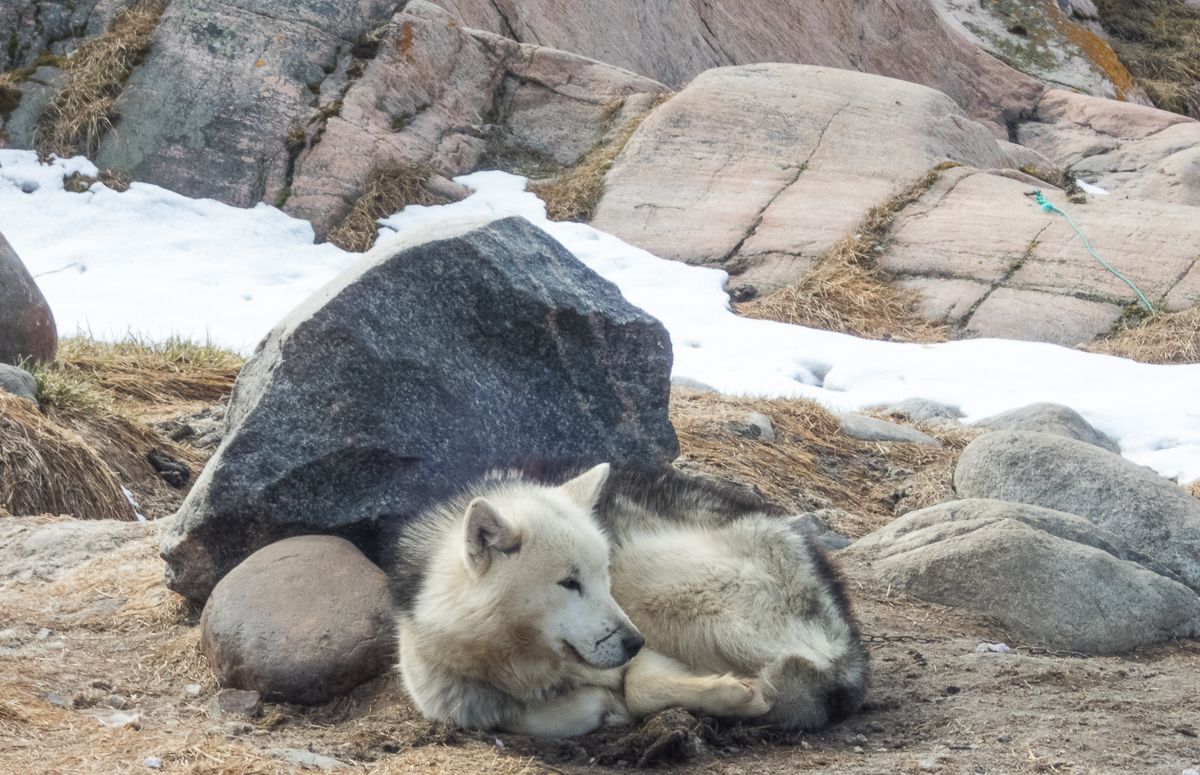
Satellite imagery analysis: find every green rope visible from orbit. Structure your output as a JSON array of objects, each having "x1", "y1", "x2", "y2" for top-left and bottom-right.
[{"x1": 1034, "y1": 190, "x2": 1156, "y2": 315}]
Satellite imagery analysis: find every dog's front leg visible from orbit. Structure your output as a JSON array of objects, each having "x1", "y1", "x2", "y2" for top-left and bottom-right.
[
  {"x1": 624, "y1": 649, "x2": 772, "y2": 719},
  {"x1": 507, "y1": 686, "x2": 626, "y2": 737}
]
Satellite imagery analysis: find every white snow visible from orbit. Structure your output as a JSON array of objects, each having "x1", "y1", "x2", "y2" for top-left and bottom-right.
[
  {"x1": 3, "y1": 154, "x2": 1199, "y2": 485},
  {"x1": 1075, "y1": 179, "x2": 1109, "y2": 196}
]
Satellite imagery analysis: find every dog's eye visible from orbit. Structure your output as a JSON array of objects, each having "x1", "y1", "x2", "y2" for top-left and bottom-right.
[{"x1": 558, "y1": 578, "x2": 583, "y2": 594}]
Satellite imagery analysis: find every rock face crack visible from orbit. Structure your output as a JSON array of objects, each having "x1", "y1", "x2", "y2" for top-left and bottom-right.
[
  {"x1": 718, "y1": 104, "x2": 847, "y2": 266},
  {"x1": 695, "y1": 0, "x2": 734, "y2": 65},
  {"x1": 488, "y1": 0, "x2": 519, "y2": 42},
  {"x1": 958, "y1": 222, "x2": 1050, "y2": 327}
]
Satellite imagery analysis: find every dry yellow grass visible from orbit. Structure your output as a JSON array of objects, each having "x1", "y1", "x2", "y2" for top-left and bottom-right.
[
  {"x1": 1095, "y1": 0, "x2": 1200, "y2": 113},
  {"x1": 34, "y1": 0, "x2": 166, "y2": 159},
  {"x1": 326, "y1": 163, "x2": 452, "y2": 252},
  {"x1": 669, "y1": 387, "x2": 985, "y2": 539},
  {"x1": 530, "y1": 94, "x2": 672, "y2": 223},
  {"x1": 736, "y1": 166, "x2": 955, "y2": 343},
  {"x1": 1082, "y1": 304, "x2": 1200, "y2": 364},
  {"x1": 0, "y1": 393, "x2": 136, "y2": 520}
]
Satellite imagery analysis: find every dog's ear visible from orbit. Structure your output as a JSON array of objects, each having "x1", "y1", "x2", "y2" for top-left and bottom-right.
[
  {"x1": 462, "y1": 497, "x2": 521, "y2": 575},
  {"x1": 559, "y1": 463, "x2": 610, "y2": 511}
]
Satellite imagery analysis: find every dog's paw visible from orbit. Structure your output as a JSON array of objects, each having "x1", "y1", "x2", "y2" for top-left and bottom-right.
[{"x1": 704, "y1": 675, "x2": 773, "y2": 717}]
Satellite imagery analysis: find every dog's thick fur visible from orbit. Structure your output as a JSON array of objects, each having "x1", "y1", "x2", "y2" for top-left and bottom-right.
[{"x1": 390, "y1": 465, "x2": 868, "y2": 737}]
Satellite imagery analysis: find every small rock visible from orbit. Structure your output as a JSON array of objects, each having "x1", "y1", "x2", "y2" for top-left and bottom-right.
[
  {"x1": 0, "y1": 364, "x2": 37, "y2": 402},
  {"x1": 143, "y1": 756, "x2": 162, "y2": 769},
  {"x1": 835, "y1": 413, "x2": 942, "y2": 447},
  {"x1": 207, "y1": 689, "x2": 261, "y2": 719},
  {"x1": 272, "y1": 749, "x2": 351, "y2": 770},
  {"x1": 878, "y1": 397, "x2": 963, "y2": 423},
  {"x1": 102, "y1": 694, "x2": 126, "y2": 709},
  {"x1": 36, "y1": 628, "x2": 51, "y2": 639},
  {"x1": 918, "y1": 757, "x2": 939, "y2": 771},
  {"x1": 998, "y1": 734, "x2": 1012, "y2": 743},
  {"x1": 185, "y1": 684, "x2": 201, "y2": 696},
  {"x1": 45, "y1": 692, "x2": 67, "y2": 707},
  {"x1": 200, "y1": 537, "x2": 394, "y2": 704}
]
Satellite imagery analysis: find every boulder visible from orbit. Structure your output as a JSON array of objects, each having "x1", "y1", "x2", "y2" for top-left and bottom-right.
[
  {"x1": 0, "y1": 363, "x2": 37, "y2": 402},
  {"x1": 282, "y1": 1, "x2": 668, "y2": 238},
  {"x1": 848, "y1": 500, "x2": 1200, "y2": 653},
  {"x1": 1017, "y1": 89, "x2": 1200, "y2": 207},
  {"x1": 954, "y1": 431, "x2": 1200, "y2": 590},
  {"x1": 161, "y1": 215, "x2": 677, "y2": 601},
  {"x1": 972, "y1": 402, "x2": 1119, "y2": 453},
  {"x1": 591, "y1": 65, "x2": 1010, "y2": 292},
  {"x1": 431, "y1": 0, "x2": 1043, "y2": 134},
  {"x1": 880, "y1": 166, "x2": 1200, "y2": 344},
  {"x1": 834, "y1": 413, "x2": 942, "y2": 447},
  {"x1": 200, "y1": 536, "x2": 393, "y2": 705},
  {"x1": 1, "y1": 0, "x2": 133, "y2": 70},
  {"x1": 0, "y1": 230, "x2": 57, "y2": 365},
  {"x1": 0, "y1": 68, "x2": 66, "y2": 150},
  {"x1": 93, "y1": 0, "x2": 665, "y2": 235}
]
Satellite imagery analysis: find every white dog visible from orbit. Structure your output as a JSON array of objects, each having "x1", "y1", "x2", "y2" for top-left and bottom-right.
[{"x1": 390, "y1": 464, "x2": 867, "y2": 737}]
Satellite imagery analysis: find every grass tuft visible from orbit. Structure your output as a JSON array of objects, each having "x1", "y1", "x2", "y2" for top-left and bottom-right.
[
  {"x1": 735, "y1": 165, "x2": 955, "y2": 343},
  {"x1": 326, "y1": 162, "x2": 451, "y2": 252},
  {"x1": 1094, "y1": 0, "x2": 1200, "y2": 113},
  {"x1": 670, "y1": 387, "x2": 986, "y2": 539},
  {"x1": 63, "y1": 169, "x2": 133, "y2": 193},
  {"x1": 529, "y1": 96, "x2": 671, "y2": 223},
  {"x1": 34, "y1": 0, "x2": 166, "y2": 159},
  {"x1": 1082, "y1": 303, "x2": 1200, "y2": 364}
]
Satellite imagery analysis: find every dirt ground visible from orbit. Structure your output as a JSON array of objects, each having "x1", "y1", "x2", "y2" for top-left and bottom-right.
[{"x1": 3, "y1": 394, "x2": 1200, "y2": 775}]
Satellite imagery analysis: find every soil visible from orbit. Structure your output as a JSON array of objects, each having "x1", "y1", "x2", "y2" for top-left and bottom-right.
[{"x1": 2, "y1": 400, "x2": 1199, "y2": 775}]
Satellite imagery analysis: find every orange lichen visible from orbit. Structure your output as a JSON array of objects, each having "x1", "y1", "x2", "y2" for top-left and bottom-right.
[
  {"x1": 1044, "y1": 0, "x2": 1140, "y2": 100},
  {"x1": 397, "y1": 22, "x2": 414, "y2": 57}
]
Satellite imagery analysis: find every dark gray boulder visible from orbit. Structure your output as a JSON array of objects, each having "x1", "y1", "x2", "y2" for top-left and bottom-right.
[
  {"x1": 849, "y1": 500, "x2": 1200, "y2": 654},
  {"x1": 162, "y1": 215, "x2": 678, "y2": 601},
  {"x1": 200, "y1": 536, "x2": 393, "y2": 704},
  {"x1": 972, "y1": 402, "x2": 1119, "y2": 454},
  {"x1": 954, "y1": 431, "x2": 1200, "y2": 590},
  {"x1": 0, "y1": 230, "x2": 57, "y2": 365}
]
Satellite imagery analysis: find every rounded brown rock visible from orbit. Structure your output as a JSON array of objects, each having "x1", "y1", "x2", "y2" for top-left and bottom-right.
[{"x1": 199, "y1": 536, "x2": 394, "y2": 705}]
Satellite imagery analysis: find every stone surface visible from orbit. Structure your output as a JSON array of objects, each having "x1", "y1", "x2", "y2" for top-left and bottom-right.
[
  {"x1": 835, "y1": 413, "x2": 942, "y2": 447},
  {"x1": 431, "y1": 0, "x2": 1043, "y2": 134},
  {"x1": 0, "y1": 230, "x2": 57, "y2": 365},
  {"x1": 200, "y1": 536, "x2": 393, "y2": 705},
  {"x1": 876, "y1": 398, "x2": 964, "y2": 424},
  {"x1": 954, "y1": 430, "x2": 1200, "y2": 590},
  {"x1": 283, "y1": 1, "x2": 667, "y2": 238},
  {"x1": 928, "y1": 0, "x2": 1149, "y2": 102},
  {"x1": 849, "y1": 500, "x2": 1200, "y2": 653},
  {"x1": 206, "y1": 689, "x2": 261, "y2": 719},
  {"x1": 0, "y1": 68, "x2": 66, "y2": 150},
  {"x1": 881, "y1": 166, "x2": 1200, "y2": 344},
  {"x1": 1017, "y1": 89, "x2": 1200, "y2": 207},
  {"x1": 0, "y1": 363, "x2": 37, "y2": 402},
  {"x1": 162, "y1": 216, "x2": 677, "y2": 601},
  {"x1": 0, "y1": 515, "x2": 158, "y2": 584},
  {"x1": 591, "y1": 65, "x2": 1009, "y2": 291},
  {"x1": 972, "y1": 402, "x2": 1119, "y2": 453},
  {"x1": 0, "y1": 0, "x2": 132, "y2": 71}
]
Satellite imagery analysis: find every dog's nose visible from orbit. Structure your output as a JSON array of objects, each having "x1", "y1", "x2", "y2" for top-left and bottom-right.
[{"x1": 622, "y1": 632, "x2": 645, "y2": 658}]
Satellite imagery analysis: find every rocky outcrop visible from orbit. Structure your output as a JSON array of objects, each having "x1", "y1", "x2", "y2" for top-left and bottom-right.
[
  {"x1": 972, "y1": 402, "x2": 1119, "y2": 453},
  {"x1": 954, "y1": 430, "x2": 1200, "y2": 590},
  {"x1": 882, "y1": 166, "x2": 1200, "y2": 344},
  {"x1": 591, "y1": 65, "x2": 1010, "y2": 292},
  {"x1": 200, "y1": 536, "x2": 393, "y2": 705},
  {"x1": 161, "y1": 216, "x2": 678, "y2": 601},
  {"x1": 849, "y1": 499, "x2": 1200, "y2": 653},
  {"x1": 928, "y1": 0, "x2": 1150, "y2": 103},
  {"x1": 0, "y1": 230, "x2": 57, "y2": 365},
  {"x1": 430, "y1": 0, "x2": 1043, "y2": 134},
  {"x1": 282, "y1": 1, "x2": 668, "y2": 238},
  {"x1": 91, "y1": 0, "x2": 665, "y2": 234},
  {"x1": 1017, "y1": 89, "x2": 1200, "y2": 206},
  {"x1": 0, "y1": 0, "x2": 133, "y2": 70}
]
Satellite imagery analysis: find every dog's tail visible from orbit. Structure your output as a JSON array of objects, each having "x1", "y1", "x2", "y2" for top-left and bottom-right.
[{"x1": 757, "y1": 646, "x2": 869, "y2": 730}]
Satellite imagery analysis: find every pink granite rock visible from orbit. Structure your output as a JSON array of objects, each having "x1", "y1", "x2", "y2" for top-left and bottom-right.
[
  {"x1": 283, "y1": 1, "x2": 667, "y2": 238},
  {"x1": 590, "y1": 65, "x2": 1008, "y2": 291},
  {"x1": 1017, "y1": 89, "x2": 1200, "y2": 206},
  {"x1": 431, "y1": 0, "x2": 1043, "y2": 134}
]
